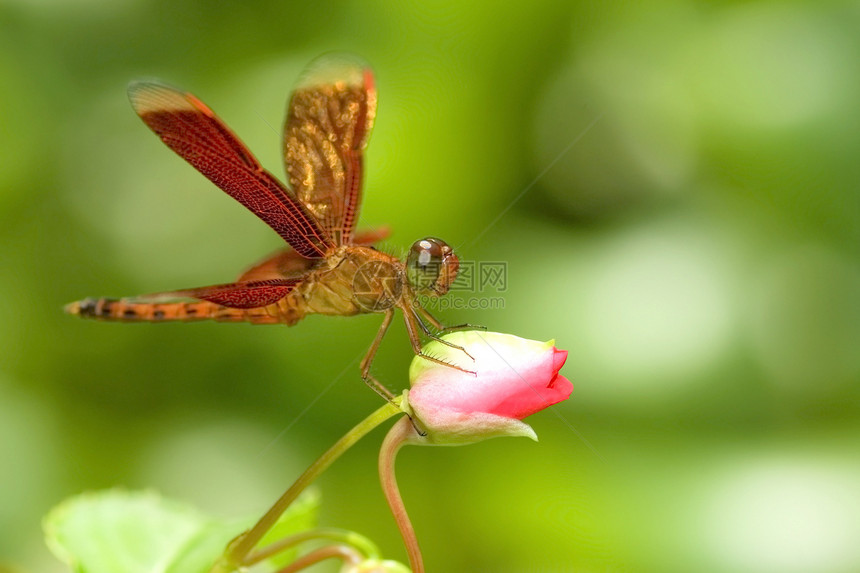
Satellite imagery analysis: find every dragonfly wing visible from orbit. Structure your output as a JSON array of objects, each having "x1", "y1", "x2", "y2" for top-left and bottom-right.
[
  {"x1": 352, "y1": 226, "x2": 390, "y2": 245},
  {"x1": 128, "y1": 81, "x2": 334, "y2": 259},
  {"x1": 237, "y1": 226, "x2": 389, "y2": 282},
  {"x1": 284, "y1": 54, "x2": 376, "y2": 246},
  {"x1": 237, "y1": 249, "x2": 319, "y2": 282},
  {"x1": 134, "y1": 278, "x2": 301, "y2": 309}
]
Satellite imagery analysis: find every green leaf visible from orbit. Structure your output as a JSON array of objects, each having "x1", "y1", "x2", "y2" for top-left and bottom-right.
[
  {"x1": 44, "y1": 489, "x2": 320, "y2": 573},
  {"x1": 162, "y1": 519, "x2": 249, "y2": 573}
]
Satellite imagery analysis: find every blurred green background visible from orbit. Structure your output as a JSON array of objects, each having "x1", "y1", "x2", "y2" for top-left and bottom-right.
[{"x1": 2, "y1": 1, "x2": 860, "y2": 571}]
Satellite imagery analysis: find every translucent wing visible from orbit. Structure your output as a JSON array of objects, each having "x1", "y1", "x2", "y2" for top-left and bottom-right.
[
  {"x1": 129, "y1": 81, "x2": 334, "y2": 259},
  {"x1": 284, "y1": 54, "x2": 377, "y2": 246}
]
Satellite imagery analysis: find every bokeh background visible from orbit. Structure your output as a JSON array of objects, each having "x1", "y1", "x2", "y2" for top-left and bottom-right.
[{"x1": 2, "y1": 1, "x2": 860, "y2": 571}]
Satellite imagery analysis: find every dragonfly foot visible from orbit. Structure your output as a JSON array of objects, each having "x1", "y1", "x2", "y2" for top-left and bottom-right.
[{"x1": 417, "y1": 352, "x2": 476, "y2": 376}]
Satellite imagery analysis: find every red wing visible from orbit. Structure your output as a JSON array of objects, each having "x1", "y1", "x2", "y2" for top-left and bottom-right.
[
  {"x1": 353, "y1": 226, "x2": 390, "y2": 245},
  {"x1": 237, "y1": 226, "x2": 390, "y2": 282},
  {"x1": 133, "y1": 278, "x2": 301, "y2": 309},
  {"x1": 128, "y1": 82, "x2": 334, "y2": 259},
  {"x1": 238, "y1": 249, "x2": 318, "y2": 282},
  {"x1": 284, "y1": 54, "x2": 377, "y2": 246}
]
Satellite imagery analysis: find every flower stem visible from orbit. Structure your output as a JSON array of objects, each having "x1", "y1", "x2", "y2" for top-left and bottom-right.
[
  {"x1": 213, "y1": 400, "x2": 402, "y2": 572},
  {"x1": 379, "y1": 417, "x2": 424, "y2": 573}
]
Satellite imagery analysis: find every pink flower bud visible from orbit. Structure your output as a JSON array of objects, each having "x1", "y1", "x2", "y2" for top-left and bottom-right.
[{"x1": 404, "y1": 331, "x2": 573, "y2": 444}]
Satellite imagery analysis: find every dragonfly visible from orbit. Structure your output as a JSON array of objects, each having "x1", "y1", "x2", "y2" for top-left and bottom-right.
[{"x1": 66, "y1": 54, "x2": 475, "y2": 397}]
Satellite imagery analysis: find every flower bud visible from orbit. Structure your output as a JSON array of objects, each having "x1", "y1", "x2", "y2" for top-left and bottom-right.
[{"x1": 404, "y1": 331, "x2": 573, "y2": 445}]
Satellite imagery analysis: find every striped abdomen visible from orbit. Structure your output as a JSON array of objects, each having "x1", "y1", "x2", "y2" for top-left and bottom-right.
[{"x1": 65, "y1": 297, "x2": 304, "y2": 325}]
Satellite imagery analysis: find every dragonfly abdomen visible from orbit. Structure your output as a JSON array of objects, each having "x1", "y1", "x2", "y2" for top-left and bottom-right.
[{"x1": 65, "y1": 297, "x2": 284, "y2": 324}]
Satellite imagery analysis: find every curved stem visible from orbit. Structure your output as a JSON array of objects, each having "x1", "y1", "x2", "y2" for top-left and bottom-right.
[
  {"x1": 275, "y1": 544, "x2": 362, "y2": 573},
  {"x1": 247, "y1": 527, "x2": 380, "y2": 565},
  {"x1": 213, "y1": 400, "x2": 402, "y2": 572},
  {"x1": 379, "y1": 416, "x2": 424, "y2": 573}
]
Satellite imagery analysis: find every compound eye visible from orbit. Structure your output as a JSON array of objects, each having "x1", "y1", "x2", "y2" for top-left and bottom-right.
[
  {"x1": 407, "y1": 237, "x2": 449, "y2": 293},
  {"x1": 417, "y1": 247, "x2": 433, "y2": 267},
  {"x1": 413, "y1": 237, "x2": 443, "y2": 259}
]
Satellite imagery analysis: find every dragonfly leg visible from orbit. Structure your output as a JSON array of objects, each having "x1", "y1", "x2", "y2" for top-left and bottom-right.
[
  {"x1": 402, "y1": 306, "x2": 476, "y2": 376},
  {"x1": 414, "y1": 304, "x2": 485, "y2": 334},
  {"x1": 439, "y1": 322, "x2": 486, "y2": 333},
  {"x1": 413, "y1": 311, "x2": 475, "y2": 362},
  {"x1": 360, "y1": 309, "x2": 396, "y2": 400}
]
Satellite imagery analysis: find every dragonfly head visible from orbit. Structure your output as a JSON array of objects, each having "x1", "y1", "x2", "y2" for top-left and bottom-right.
[{"x1": 406, "y1": 237, "x2": 459, "y2": 297}]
